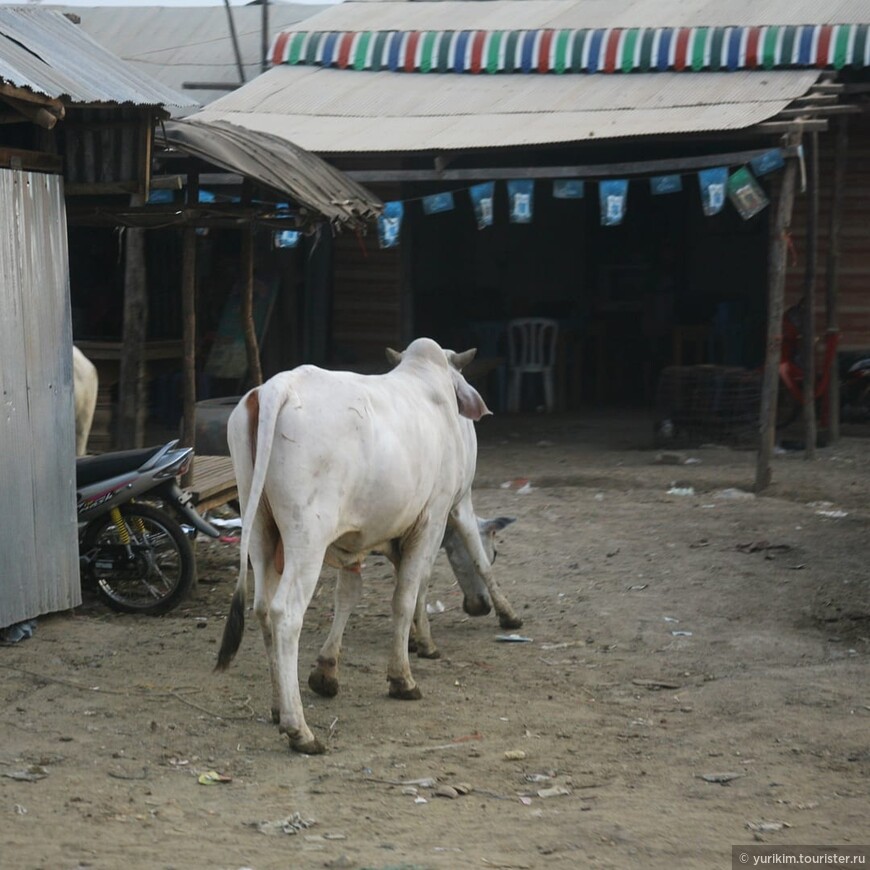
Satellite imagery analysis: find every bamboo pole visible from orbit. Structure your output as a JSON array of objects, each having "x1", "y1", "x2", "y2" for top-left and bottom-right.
[
  {"x1": 802, "y1": 132, "x2": 819, "y2": 459},
  {"x1": 755, "y1": 156, "x2": 799, "y2": 493},
  {"x1": 825, "y1": 117, "x2": 848, "y2": 442}
]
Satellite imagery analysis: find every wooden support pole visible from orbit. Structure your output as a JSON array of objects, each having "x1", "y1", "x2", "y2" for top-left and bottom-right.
[
  {"x1": 755, "y1": 156, "x2": 799, "y2": 493},
  {"x1": 802, "y1": 132, "x2": 819, "y2": 459},
  {"x1": 825, "y1": 117, "x2": 848, "y2": 442},
  {"x1": 116, "y1": 194, "x2": 148, "y2": 448},
  {"x1": 241, "y1": 223, "x2": 263, "y2": 388},
  {"x1": 180, "y1": 171, "x2": 199, "y2": 487}
]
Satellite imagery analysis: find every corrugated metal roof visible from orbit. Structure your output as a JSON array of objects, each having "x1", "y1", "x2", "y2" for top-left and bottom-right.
[
  {"x1": 0, "y1": 7, "x2": 195, "y2": 107},
  {"x1": 193, "y1": 65, "x2": 821, "y2": 153},
  {"x1": 59, "y1": 4, "x2": 326, "y2": 109},
  {"x1": 157, "y1": 118, "x2": 382, "y2": 227},
  {"x1": 294, "y1": 0, "x2": 870, "y2": 32}
]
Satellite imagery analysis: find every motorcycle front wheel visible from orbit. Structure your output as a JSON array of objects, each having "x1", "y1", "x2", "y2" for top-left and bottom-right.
[{"x1": 81, "y1": 502, "x2": 195, "y2": 615}]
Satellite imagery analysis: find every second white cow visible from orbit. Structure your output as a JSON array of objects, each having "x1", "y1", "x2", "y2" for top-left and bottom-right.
[
  {"x1": 73, "y1": 346, "x2": 98, "y2": 456},
  {"x1": 216, "y1": 338, "x2": 515, "y2": 754}
]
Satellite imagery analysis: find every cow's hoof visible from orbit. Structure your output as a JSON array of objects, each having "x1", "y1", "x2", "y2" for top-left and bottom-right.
[
  {"x1": 308, "y1": 669, "x2": 339, "y2": 698},
  {"x1": 280, "y1": 725, "x2": 327, "y2": 755},
  {"x1": 290, "y1": 736, "x2": 326, "y2": 755},
  {"x1": 388, "y1": 679, "x2": 422, "y2": 700},
  {"x1": 463, "y1": 596, "x2": 492, "y2": 617},
  {"x1": 498, "y1": 614, "x2": 524, "y2": 630},
  {"x1": 416, "y1": 647, "x2": 441, "y2": 660},
  {"x1": 271, "y1": 707, "x2": 280, "y2": 724}
]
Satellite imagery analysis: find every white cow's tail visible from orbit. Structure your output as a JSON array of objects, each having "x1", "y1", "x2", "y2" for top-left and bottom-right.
[{"x1": 216, "y1": 382, "x2": 290, "y2": 671}]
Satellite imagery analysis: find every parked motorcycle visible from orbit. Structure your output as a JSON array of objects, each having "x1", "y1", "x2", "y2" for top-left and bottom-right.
[
  {"x1": 841, "y1": 357, "x2": 870, "y2": 422},
  {"x1": 77, "y1": 440, "x2": 220, "y2": 614}
]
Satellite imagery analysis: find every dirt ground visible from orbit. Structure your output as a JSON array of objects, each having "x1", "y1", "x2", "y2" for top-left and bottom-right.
[{"x1": 2, "y1": 411, "x2": 869, "y2": 870}]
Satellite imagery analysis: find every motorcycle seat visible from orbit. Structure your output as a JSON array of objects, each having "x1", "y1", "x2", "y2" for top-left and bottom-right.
[{"x1": 76, "y1": 445, "x2": 168, "y2": 489}]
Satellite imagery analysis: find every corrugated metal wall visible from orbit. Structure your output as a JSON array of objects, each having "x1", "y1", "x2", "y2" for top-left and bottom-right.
[
  {"x1": 0, "y1": 169, "x2": 80, "y2": 628},
  {"x1": 786, "y1": 115, "x2": 870, "y2": 352}
]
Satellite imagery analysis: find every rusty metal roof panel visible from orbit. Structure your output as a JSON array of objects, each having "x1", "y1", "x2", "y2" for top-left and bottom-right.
[
  {"x1": 0, "y1": 7, "x2": 196, "y2": 107},
  {"x1": 292, "y1": 0, "x2": 870, "y2": 31},
  {"x1": 193, "y1": 65, "x2": 821, "y2": 153},
  {"x1": 157, "y1": 118, "x2": 382, "y2": 226}
]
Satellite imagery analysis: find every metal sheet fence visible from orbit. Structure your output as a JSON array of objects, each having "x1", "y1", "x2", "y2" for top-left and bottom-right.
[{"x1": 0, "y1": 169, "x2": 80, "y2": 628}]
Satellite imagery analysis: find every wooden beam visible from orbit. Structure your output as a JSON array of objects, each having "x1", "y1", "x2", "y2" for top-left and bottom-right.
[
  {"x1": 116, "y1": 194, "x2": 149, "y2": 449},
  {"x1": 181, "y1": 81, "x2": 242, "y2": 92},
  {"x1": 802, "y1": 131, "x2": 819, "y2": 460},
  {"x1": 776, "y1": 105, "x2": 863, "y2": 118},
  {"x1": 0, "y1": 81, "x2": 65, "y2": 115},
  {"x1": 0, "y1": 147, "x2": 62, "y2": 173},
  {"x1": 180, "y1": 169, "x2": 199, "y2": 488},
  {"x1": 756, "y1": 155, "x2": 799, "y2": 493},
  {"x1": 346, "y1": 145, "x2": 803, "y2": 184},
  {"x1": 825, "y1": 117, "x2": 848, "y2": 443},
  {"x1": 756, "y1": 120, "x2": 828, "y2": 133}
]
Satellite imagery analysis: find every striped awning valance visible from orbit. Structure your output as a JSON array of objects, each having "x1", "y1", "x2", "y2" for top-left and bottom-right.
[{"x1": 269, "y1": 24, "x2": 870, "y2": 74}]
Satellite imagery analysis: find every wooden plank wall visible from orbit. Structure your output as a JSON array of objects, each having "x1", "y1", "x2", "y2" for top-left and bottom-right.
[
  {"x1": 785, "y1": 115, "x2": 870, "y2": 352},
  {"x1": 331, "y1": 194, "x2": 404, "y2": 366}
]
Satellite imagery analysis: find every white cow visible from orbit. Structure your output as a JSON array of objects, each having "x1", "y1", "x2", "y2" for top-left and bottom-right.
[
  {"x1": 216, "y1": 338, "x2": 518, "y2": 754},
  {"x1": 72, "y1": 346, "x2": 98, "y2": 456}
]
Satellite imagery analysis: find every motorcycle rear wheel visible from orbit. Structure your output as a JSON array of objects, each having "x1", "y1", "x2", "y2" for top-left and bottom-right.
[{"x1": 82, "y1": 502, "x2": 195, "y2": 614}]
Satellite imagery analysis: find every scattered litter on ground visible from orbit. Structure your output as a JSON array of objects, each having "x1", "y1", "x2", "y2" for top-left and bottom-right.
[
  {"x1": 496, "y1": 634, "x2": 533, "y2": 643},
  {"x1": 632, "y1": 678, "x2": 683, "y2": 690},
  {"x1": 207, "y1": 516, "x2": 242, "y2": 530},
  {"x1": 663, "y1": 616, "x2": 680, "y2": 623},
  {"x1": 671, "y1": 631, "x2": 693, "y2": 637},
  {"x1": 426, "y1": 600, "x2": 446, "y2": 614},
  {"x1": 3, "y1": 766, "x2": 48, "y2": 782},
  {"x1": 816, "y1": 509, "x2": 849, "y2": 518},
  {"x1": 713, "y1": 488, "x2": 755, "y2": 500},
  {"x1": 248, "y1": 812, "x2": 315, "y2": 836},
  {"x1": 537, "y1": 786, "x2": 571, "y2": 799},
  {"x1": 504, "y1": 750, "x2": 527, "y2": 761},
  {"x1": 699, "y1": 772, "x2": 742, "y2": 784},
  {"x1": 500, "y1": 478, "x2": 531, "y2": 491},
  {"x1": 198, "y1": 770, "x2": 232, "y2": 785},
  {"x1": 667, "y1": 486, "x2": 695, "y2": 496},
  {"x1": 746, "y1": 820, "x2": 790, "y2": 833},
  {"x1": 736, "y1": 541, "x2": 792, "y2": 554}
]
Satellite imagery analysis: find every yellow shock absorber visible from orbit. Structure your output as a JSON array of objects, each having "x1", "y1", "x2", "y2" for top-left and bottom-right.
[{"x1": 110, "y1": 507, "x2": 131, "y2": 545}]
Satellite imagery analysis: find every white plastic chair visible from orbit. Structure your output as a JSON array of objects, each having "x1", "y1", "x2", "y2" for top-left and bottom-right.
[{"x1": 507, "y1": 318, "x2": 559, "y2": 412}]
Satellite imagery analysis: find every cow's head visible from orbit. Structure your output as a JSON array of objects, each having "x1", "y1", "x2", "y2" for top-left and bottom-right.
[{"x1": 386, "y1": 341, "x2": 491, "y2": 421}]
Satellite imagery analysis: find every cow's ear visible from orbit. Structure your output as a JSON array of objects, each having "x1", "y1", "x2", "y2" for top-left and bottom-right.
[
  {"x1": 479, "y1": 516, "x2": 516, "y2": 534},
  {"x1": 451, "y1": 368, "x2": 491, "y2": 421},
  {"x1": 385, "y1": 347, "x2": 402, "y2": 366}
]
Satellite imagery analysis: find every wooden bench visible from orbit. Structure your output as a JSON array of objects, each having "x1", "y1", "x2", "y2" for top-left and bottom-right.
[{"x1": 189, "y1": 455, "x2": 237, "y2": 513}]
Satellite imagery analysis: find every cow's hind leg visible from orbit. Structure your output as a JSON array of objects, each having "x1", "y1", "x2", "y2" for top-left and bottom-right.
[
  {"x1": 270, "y1": 549, "x2": 327, "y2": 754},
  {"x1": 388, "y1": 522, "x2": 444, "y2": 699},
  {"x1": 412, "y1": 587, "x2": 440, "y2": 659},
  {"x1": 247, "y1": 525, "x2": 283, "y2": 724},
  {"x1": 309, "y1": 566, "x2": 361, "y2": 697}
]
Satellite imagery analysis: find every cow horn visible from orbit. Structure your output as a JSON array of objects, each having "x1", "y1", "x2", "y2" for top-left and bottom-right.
[
  {"x1": 385, "y1": 347, "x2": 402, "y2": 366},
  {"x1": 450, "y1": 348, "x2": 477, "y2": 371}
]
